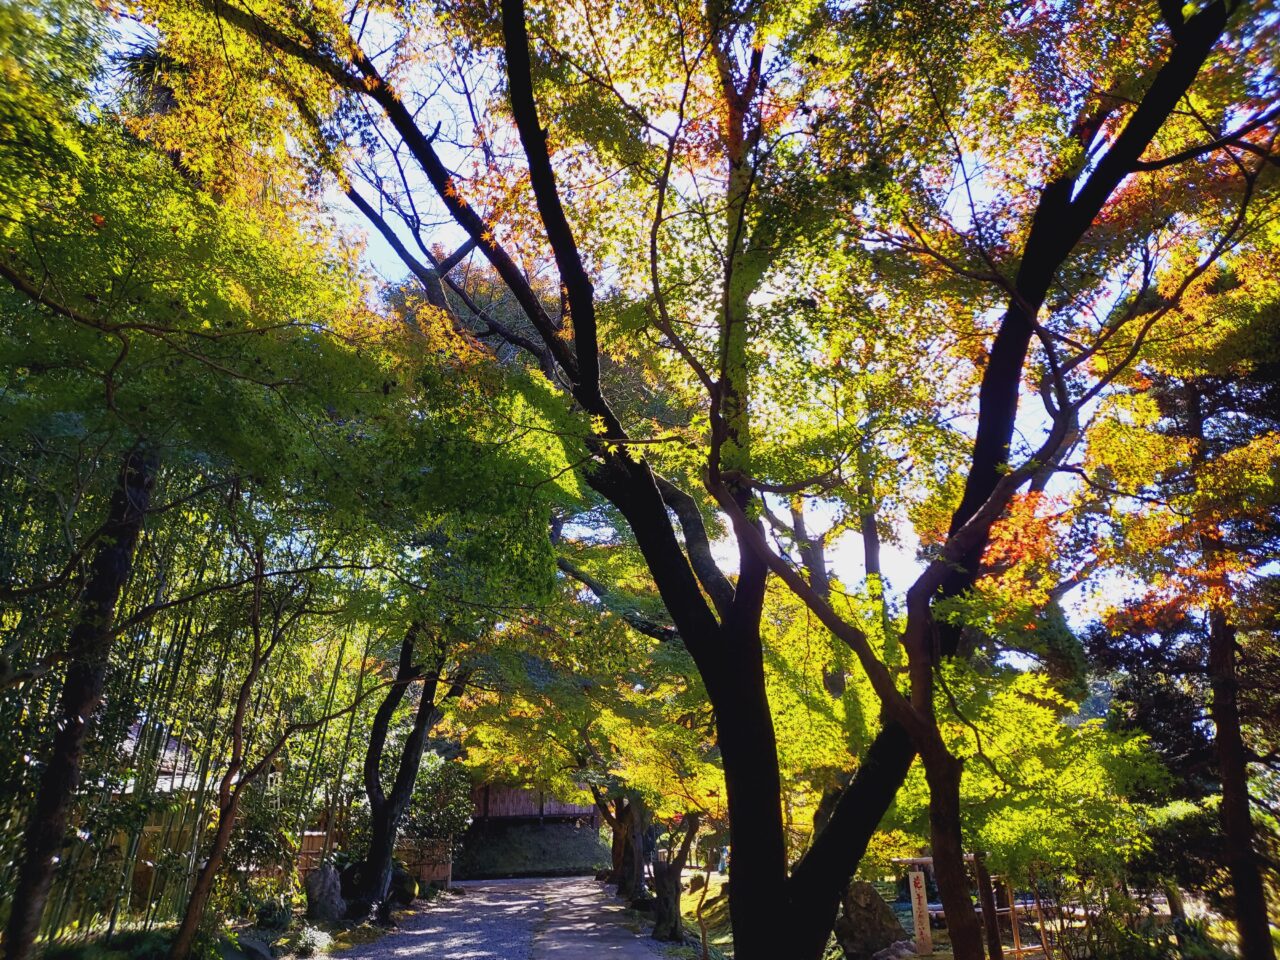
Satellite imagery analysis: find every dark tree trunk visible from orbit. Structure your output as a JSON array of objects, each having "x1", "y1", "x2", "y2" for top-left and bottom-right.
[
  {"x1": 359, "y1": 628, "x2": 461, "y2": 916},
  {"x1": 589, "y1": 791, "x2": 628, "y2": 885},
  {"x1": 1208, "y1": 610, "x2": 1275, "y2": 960},
  {"x1": 924, "y1": 752, "x2": 984, "y2": 960},
  {"x1": 607, "y1": 801, "x2": 628, "y2": 883},
  {"x1": 616, "y1": 799, "x2": 647, "y2": 902},
  {"x1": 974, "y1": 854, "x2": 1003, "y2": 960},
  {"x1": 4, "y1": 448, "x2": 156, "y2": 960},
  {"x1": 788, "y1": 722, "x2": 916, "y2": 960},
  {"x1": 712, "y1": 622, "x2": 792, "y2": 960},
  {"x1": 652, "y1": 813, "x2": 700, "y2": 942},
  {"x1": 353, "y1": 626, "x2": 419, "y2": 913},
  {"x1": 590, "y1": 458, "x2": 900, "y2": 960}
]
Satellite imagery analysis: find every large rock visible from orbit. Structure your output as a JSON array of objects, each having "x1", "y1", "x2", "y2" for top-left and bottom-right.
[
  {"x1": 216, "y1": 935, "x2": 273, "y2": 960},
  {"x1": 833, "y1": 881, "x2": 909, "y2": 960},
  {"x1": 388, "y1": 863, "x2": 418, "y2": 906},
  {"x1": 305, "y1": 863, "x2": 348, "y2": 924},
  {"x1": 236, "y1": 934, "x2": 276, "y2": 960}
]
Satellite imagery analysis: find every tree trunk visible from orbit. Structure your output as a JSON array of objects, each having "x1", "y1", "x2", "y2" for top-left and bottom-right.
[
  {"x1": 589, "y1": 791, "x2": 627, "y2": 885},
  {"x1": 353, "y1": 626, "x2": 420, "y2": 913},
  {"x1": 713, "y1": 641, "x2": 792, "y2": 960},
  {"x1": 653, "y1": 813, "x2": 700, "y2": 942},
  {"x1": 616, "y1": 799, "x2": 647, "y2": 902},
  {"x1": 974, "y1": 854, "x2": 1003, "y2": 960},
  {"x1": 924, "y1": 751, "x2": 984, "y2": 960},
  {"x1": 590, "y1": 462, "x2": 902, "y2": 959},
  {"x1": 607, "y1": 800, "x2": 628, "y2": 884},
  {"x1": 364, "y1": 676, "x2": 455, "y2": 914},
  {"x1": 359, "y1": 637, "x2": 460, "y2": 915},
  {"x1": 1208, "y1": 610, "x2": 1275, "y2": 960},
  {"x1": 788, "y1": 721, "x2": 916, "y2": 960},
  {"x1": 168, "y1": 795, "x2": 239, "y2": 960},
  {"x1": 4, "y1": 448, "x2": 156, "y2": 960},
  {"x1": 361, "y1": 800, "x2": 403, "y2": 919}
]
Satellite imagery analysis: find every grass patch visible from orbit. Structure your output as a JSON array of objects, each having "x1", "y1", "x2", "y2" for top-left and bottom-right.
[{"x1": 682, "y1": 873, "x2": 732, "y2": 952}]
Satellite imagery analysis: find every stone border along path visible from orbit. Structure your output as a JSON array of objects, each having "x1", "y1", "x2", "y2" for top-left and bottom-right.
[{"x1": 335, "y1": 877, "x2": 671, "y2": 960}]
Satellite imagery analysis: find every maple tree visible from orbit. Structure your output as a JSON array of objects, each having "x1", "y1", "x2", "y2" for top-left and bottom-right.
[
  {"x1": 2, "y1": 0, "x2": 1279, "y2": 957},
  {"x1": 1080, "y1": 249, "x2": 1280, "y2": 958},
  {"x1": 125, "y1": 0, "x2": 1279, "y2": 955}
]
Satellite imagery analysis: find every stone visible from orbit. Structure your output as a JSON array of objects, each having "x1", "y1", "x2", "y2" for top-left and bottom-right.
[
  {"x1": 216, "y1": 934, "x2": 273, "y2": 960},
  {"x1": 236, "y1": 933, "x2": 275, "y2": 960},
  {"x1": 304, "y1": 863, "x2": 348, "y2": 924},
  {"x1": 833, "y1": 881, "x2": 909, "y2": 960},
  {"x1": 389, "y1": 863, "x2": 419, "y2": 905}
]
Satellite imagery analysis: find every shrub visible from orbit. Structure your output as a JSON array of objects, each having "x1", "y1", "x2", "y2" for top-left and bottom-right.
[{"x1": 293, "y1": 927, "x2": 332, "y2": 958}]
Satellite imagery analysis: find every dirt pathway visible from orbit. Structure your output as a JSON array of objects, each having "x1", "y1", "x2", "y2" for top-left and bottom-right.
[
  {"x1": 334, "y1": 877, "x2": 668, "y2": 960},
  {"x1": 530, "y1": 877, "x2": 667, "y2": 959}
]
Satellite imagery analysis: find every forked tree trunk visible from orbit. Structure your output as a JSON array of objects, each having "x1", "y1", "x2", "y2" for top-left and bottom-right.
[
  {"x1": 592, "y1": 461, "x2": 917, "y2": 960},
  {"x1": 359, "y1": 627, "x2": 464, "y2": 916},
  {"x1": 652, "y1": 813, "x2": 700, "y2": 941},
  {"x1": 360, "y1": 683, "x2": 453, "y2": 912},
  {"x1": 4, "y1": 448, "x2": 157, "y2": 960},
  {"x1": 1208, "y1": 610, "x2": 1275, "y2": 960}
]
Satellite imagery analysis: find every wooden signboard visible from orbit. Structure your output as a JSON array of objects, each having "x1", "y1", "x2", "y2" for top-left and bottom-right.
[{"x1": 909, "y1": 868, "x2": 933, "y2": 955}]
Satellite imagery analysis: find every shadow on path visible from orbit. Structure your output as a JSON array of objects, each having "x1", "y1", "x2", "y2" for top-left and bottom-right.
[
  {"x1": 334, "y1": 877, "x2": 664, "y2": 960},
  {"x1": 530, "y1": 877, "x2": 665, "y2": 959}
]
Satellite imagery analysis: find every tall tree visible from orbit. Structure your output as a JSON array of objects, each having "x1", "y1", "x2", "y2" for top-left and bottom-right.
[
  {"x1": 135, "y1": 0, "x2": 1279, "y2": 954},
  {"x1": 1086, "y1": 284, "x2": 1280, "y2": 958},
  {"x1": 355, "y1": 623, "x2": 470, "y2": 916},
  {"x1": 4, "y1": 448, "x2": 156, "y2": 960}
]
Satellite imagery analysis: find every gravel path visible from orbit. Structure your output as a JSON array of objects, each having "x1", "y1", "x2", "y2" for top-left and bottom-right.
[
  {"x1": 531, "y1": 876, "x2": 667, "y2": 959},
  {"x1": 335, "y1": 877, "x2": 666, "y2": 960}
]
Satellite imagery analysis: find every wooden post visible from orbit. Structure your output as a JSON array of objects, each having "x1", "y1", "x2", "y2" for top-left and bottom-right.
[
  {"x1": 974, "y1": 854, "x2": 1003, "y2": 960},
  {"x1": 1031, "y1": 877, "x2": 1053, "y2": 960},
  {"x1": 1007, "y1": 880, "x2": 1022, "y2": 956},
  {"x1": 909, "y1": 868, "x2": 933, "y2": 955}
]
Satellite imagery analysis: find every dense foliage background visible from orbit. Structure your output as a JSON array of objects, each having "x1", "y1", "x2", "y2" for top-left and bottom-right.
[{"x1": 1, "y1": 0, "x2": 1277, "y2": 958}]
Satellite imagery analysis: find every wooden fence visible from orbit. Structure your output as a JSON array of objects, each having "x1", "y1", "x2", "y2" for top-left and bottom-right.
[{"x1": 471, "y1": 784, "x2": 598, "y2": 823}]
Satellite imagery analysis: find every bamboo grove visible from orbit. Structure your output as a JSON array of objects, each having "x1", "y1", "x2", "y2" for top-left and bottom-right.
[{"x1": 1, "y1": 0, "x2": 1279, "y2": 959}]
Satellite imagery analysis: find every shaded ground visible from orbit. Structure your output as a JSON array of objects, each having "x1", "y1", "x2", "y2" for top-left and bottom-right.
[{"x1": 335, "y1": 878, "x2": 666, "y2": 960}]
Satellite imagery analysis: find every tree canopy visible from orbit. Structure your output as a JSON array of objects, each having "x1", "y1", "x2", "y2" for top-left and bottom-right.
[{"x1": 1, "y1": 0, "x2": 1278, "y2": 958}]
